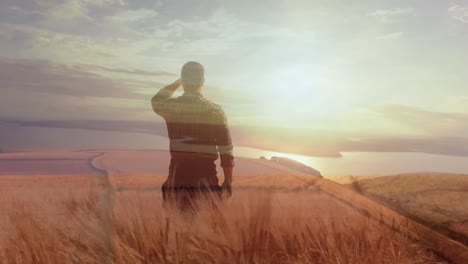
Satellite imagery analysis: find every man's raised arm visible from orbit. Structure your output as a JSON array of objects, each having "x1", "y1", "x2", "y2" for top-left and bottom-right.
[{"x1": 151, "y1": 79, "x2": 181, "y2": 117}]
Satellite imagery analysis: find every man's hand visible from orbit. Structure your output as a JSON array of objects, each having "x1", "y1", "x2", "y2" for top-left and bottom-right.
[
  {"x1": 221, "y1": 167, "x2": 233, "y2": 198},
  {"x1": 165, "y1": 78, "x2": 182, "y2": 92},
  {"x1": 221, "y1": 181, "x2": 232, "y2": 198}
]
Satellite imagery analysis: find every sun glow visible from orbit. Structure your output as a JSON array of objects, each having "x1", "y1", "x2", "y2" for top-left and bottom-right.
[
  {"x1": 253, "y1": 64, "x2": 351, "y2": 126},
  {"x1": 269, "y1": 66, "x2": 313, "y2": 103}
]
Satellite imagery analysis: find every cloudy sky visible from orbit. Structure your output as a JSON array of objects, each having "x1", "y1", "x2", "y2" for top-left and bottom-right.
[{"x1": 1, "y1": 0, "x2": 467, "y2": 157}]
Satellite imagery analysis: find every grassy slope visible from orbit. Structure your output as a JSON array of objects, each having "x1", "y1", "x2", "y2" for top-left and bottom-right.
[{"x1": 351, "y1": 173, "x2": 468, "y2": 244}]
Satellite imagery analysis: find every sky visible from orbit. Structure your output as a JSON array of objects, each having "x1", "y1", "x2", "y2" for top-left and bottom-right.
[{"x1": 0, "y1": 0, "x2": 468, "y2": 157}]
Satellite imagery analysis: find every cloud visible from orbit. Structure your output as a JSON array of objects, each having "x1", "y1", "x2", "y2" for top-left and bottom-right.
[
  {"x1": 30, "y1": 0, "x2": 126, "y2": 28},
  {"x1": 245, "y1": 105, "x2": 468, "y2": 157},
  {"x1": 322, "y1": 104, "x2": 468, "y2": 157},
  {"x1": 369, "y1": 7, "x2": 414, "y2": 23},
  {"x1": 137, "y1": 8, "x2": 256, "y2": 57},
  {"x1": 0, "y1": 57, "x2": 255, "y2": 122},
  {"x1": 449, "y1": 3, "x2": 468, "y2": 23},
  {"x1": 98, "y1": 8, "x2": 160, "y2": 37},
  {"x1": 0, "y1": 22, "x2": 123, "y2": 63},
  {"x1": 0, "y1": 57, "x2": 146, "y2": 100},
  {"x1": 376, "y1": 104, "x2": 468, "y2": 137},
  {"x1": 0, "y1": 88, "x2": 146, "y2": 121},
  {"x1": 106, "y1": 8, "x2": 157, "y2": 23},
  {"x1": 42, "y1": 1, "x2": 92, "y2": 26},
  {"x1": 377, "y1": 31, "x2": 404, "y2": 39},
  {"x1": 82, "y1": 0, "x2": 127, "y2": 7},
  {"x1": 340, "y1": 136, "x2": 468, "y2": 157},
  {"x1": 0, "y1": 56, "x2": 166, "y2": 121},
  {"x1": 75, "y1": 64, "x2": 177, "y2": 77},
  {"x1": 34, "y1": 0, "x2": 126, "y2": 9}
]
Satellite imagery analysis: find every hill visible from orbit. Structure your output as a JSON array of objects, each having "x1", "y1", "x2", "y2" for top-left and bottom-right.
[{"x1": 350, "y1": 173, "x2": 468, "y2": 245}]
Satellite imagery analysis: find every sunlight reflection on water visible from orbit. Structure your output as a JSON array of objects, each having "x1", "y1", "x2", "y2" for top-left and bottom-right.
[{"x1": 235, "y1": 146, "x2": 468, "y2": 176}]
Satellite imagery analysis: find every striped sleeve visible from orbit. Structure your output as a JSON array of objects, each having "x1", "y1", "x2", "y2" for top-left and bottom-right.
[{"x1": 214, "y1": 109, "x2": 235, "y2": 167}]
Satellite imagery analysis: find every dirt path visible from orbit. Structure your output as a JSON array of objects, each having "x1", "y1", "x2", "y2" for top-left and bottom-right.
[{"x1": 88, "y1": 152, "x2": 116, "y2": 264}]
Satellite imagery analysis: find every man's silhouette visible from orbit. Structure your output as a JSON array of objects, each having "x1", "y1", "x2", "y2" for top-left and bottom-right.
[{"x1": 151, "y1": 61, "x2": 234, "y2": 211}]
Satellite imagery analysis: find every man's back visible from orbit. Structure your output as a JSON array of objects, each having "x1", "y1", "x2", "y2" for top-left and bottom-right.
[
  {"x1": 152, "y1": 89, "x2": 234, "y2": 169},
  {"x1": 151, "y1": 62, "x2": 234, "y2": 210}
]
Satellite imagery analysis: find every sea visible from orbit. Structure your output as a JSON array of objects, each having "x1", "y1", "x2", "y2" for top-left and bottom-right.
[{"x1": 1, "y1": 121, "x2": 468, "y2": 176}]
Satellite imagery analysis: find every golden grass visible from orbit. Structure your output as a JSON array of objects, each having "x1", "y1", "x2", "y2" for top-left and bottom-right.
[
  {"x1": 0, "y1": 185, "x2": 444, "y2": 264},
  {"x1": 349, "y1": 173, "x2": 468, "y2": 244}
]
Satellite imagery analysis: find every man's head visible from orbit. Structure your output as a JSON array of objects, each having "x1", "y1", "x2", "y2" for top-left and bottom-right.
[{"x1": 181, "y1": 61, "x2": 205, "y2": 93}]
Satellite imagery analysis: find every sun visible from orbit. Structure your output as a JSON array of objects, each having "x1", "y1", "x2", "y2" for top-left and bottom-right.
[
  {"x1": 270, "y1": 66, "x2": 313, "y2": 102},
  {"x1": 257, "y1": 63, "x2": 347, "y2": 125}
]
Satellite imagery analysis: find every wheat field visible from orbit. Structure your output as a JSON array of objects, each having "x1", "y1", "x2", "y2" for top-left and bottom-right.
[
  {"x1": 0, "y1": 151, "x2": 448, "y2": 263},
  {"x1": 0, "y1": 183, "x2": 444, "y2": 264}
]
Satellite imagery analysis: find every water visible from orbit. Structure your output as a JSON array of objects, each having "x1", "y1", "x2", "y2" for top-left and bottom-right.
[
  {"x1": 1, "y1": 122, "x2": 468, "y2": 175},
  {"x1": 237, "y1": 149, "x2": 468, "y2": 176},
  {"x1": 0, "y1": 121, "x2": 167, "y2": 151}
]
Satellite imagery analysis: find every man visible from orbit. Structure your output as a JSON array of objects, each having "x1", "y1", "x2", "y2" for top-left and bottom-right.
[{"x1": 151, "y1": 61, "x2": 234, "y2": 211}]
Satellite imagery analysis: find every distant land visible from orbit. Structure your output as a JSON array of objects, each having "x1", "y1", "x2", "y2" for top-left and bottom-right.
[
  {"x1": 4, "y1": 118, "x2": 468, "y2": 159},
  {"x1": 0, "y1": 119, "x2": 340, "y2": 157},
  {"x1": 2, "y1": 119, "x2": 468, "y2": 175}
]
